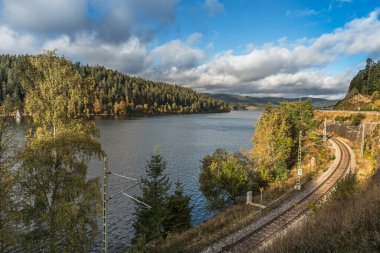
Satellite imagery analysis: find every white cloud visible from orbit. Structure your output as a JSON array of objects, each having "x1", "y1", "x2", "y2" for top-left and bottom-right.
[
  {"x1": 91, "y1": 0, "x2": 179, "y2": 43},
  {"x1": 0, "y1": 0, "x2": 179, "y2": 43},
  {"x1": 1, "y1": 3, "x2": 380, "y2": 98},
  {"x1": 43, "y1": 34, "x2": 151, "y2": 74},
  {"x1": 0, "y1": 25, "x2": 39, "y2": 54},
  {"x1": 144, "y1": 10, "x2": 380, "y2": 98},
  {"x1": 314, "y1": 10, "x2": 380, "y2": 55},
  {"x1": 186, "y1": 32, "x2": 203, "y2": 45},
  {"x1": 151, "y1": 40, "x2": 204, "y2": 71},
  {"x1": 286, "y1": 8, "x2": 319, "y2": 17},
  {"x1": 1, "y1": 0, "x2": 88, "y2": 34},
  {"x1": 252, "y1": 71, "x2": 347, "y2": 94},
  {"x1": 204, "y1": 0, "x2": 224, "y2": 16}
]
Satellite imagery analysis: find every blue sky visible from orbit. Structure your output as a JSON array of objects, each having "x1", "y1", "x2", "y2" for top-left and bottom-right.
[
  {"x1": 175, "y1": 0, "x2": 372, "y2": 51},
  {"x1": 0, "y1": 0, "x2": 379, "y2": 99}
]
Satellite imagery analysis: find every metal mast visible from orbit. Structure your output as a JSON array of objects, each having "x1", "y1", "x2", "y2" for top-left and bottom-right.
[
  {"x1": 296, "y1": 130, "x2": 302, "y2": 190},
  {"x1": 361, "y1": 124, "x2": 365, "y2": 158},
  {"x1": 101, "y1": 157, "x2": 151, "y2": 253},
  {"x1": 323, "y1": 118, "x2": 327, "y2": 142},
  {"x1": 103, "y1": 157, "x2": 109, "y2": 253}
]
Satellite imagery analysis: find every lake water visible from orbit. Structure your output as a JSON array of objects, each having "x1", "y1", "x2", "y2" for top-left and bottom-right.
[{"x1": 85, "y1": 110, "x2": 261, "y2": 251}]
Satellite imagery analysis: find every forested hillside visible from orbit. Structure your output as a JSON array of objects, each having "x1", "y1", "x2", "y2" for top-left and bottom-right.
[
  {"x1": 335, "y1": 58, "x2": 380, "y2": 110},
  {"x1": 0, "y1": 54, "x2": 229, "y2": 115}
]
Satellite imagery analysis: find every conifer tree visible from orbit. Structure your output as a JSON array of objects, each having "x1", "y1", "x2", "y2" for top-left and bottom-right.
[
  {"x1": 133, "y1": 151, "x2": 193, "y2": 248},
  {"x1": 133, "y1": 150, "x2": 171, "y2": 243},
  {"x1": 164, "y1": 181, "x2": 192, "y2": 234}
]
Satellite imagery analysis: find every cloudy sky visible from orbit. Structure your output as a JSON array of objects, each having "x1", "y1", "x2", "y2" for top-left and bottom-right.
[{"x1": 0, "y1": 0, "x2": 379, "y2": 99}]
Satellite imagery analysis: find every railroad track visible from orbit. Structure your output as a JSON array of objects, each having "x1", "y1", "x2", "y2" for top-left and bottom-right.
[{"x1": 204, "y1": 137, "x2": 353, "y2": 253}]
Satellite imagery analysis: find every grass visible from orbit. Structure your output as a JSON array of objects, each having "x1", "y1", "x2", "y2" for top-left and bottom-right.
[
  {"x1": 146, "y1": 182, "x2": 297, "y2": 253},
  {"x1": 315, "y1": 110, "x2": 380, "y2": 122},
  {"x1": 259, "y1": 172, "x2": 380, "y2": 253},
  {"x1": 259, "y1": 136, "x2": 380, "y2": 253},
  {"x1": 334, "y1": 135, "x2": 376, "y2": 182}
]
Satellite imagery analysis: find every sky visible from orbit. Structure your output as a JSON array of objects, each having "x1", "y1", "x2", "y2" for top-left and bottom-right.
[{"x1": 0, "y1": 0, "x2": 379, "y2": 99}]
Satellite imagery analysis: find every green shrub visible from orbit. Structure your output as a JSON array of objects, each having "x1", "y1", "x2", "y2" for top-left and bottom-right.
[
  {"x1": 334, "y1": 114, "x2": 366, "y2": 126},
  {"x1": 331, "y1": 172, "x2": 358, "y2": 200},
  {"x1": 350, "y1": 113, "x2": 366, "y2": 126},
  {"x1": 334, "y1": 115, "x2": 346, "y2": 123}
]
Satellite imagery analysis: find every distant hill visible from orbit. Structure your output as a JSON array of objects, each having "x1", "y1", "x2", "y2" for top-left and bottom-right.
[
  {"x1": 335, "y1": 58, "x2": 380, "y2": 110},
  {"x1": 206, "y1": 93, "x2": 338, "y2": 110}
]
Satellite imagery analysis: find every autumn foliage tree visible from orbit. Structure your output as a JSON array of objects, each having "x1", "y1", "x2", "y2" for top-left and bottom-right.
[
  {"x1": 16, "y1": 130, "x2": 102, "y2": 252},
  {"x1": 199, "y1": 149, "x2": 257, "y2": 209},
  {"x1": 93, "y1": 98, "x2": 103, "y2": 114},
  {"x1": 15, "y1": 52, "x2": 103, "y2": 252},
  {"x1": 251, "y1": 100, "x2": 315, "y2": 182},
  {"x1": 251, "y1": 106, "x2": 292, "y2": 181},
  {"x1": 23, "y1": 52, "x2": 95, "y2": 138}
]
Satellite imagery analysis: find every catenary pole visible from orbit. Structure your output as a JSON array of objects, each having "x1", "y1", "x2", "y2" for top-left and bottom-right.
[
  {"x1": 296, "y1": 130, "x2": 302, "y2": 190},
  {"x1": 103, "y1": 157, "x2": 108, "y2": 253},
  {"x1": 361, "y1": 124, "x2": 365, "y2": 158}
]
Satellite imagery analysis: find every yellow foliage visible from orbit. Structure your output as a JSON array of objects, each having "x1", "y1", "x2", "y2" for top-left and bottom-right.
[
  {"x1": 373, "y1": 99, "x2": 380, "y2": 110},
  {"x1": 23, "y1": 52, "x2": 95, "y2": 137},
  {"x1": 93, "y1": 98, "x2": 102, "y2": 114}
]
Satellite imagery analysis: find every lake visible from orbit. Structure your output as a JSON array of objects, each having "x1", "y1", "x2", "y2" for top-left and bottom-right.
[{"x1": 86, "y1": 110, "x2": 262, "y2": 252}]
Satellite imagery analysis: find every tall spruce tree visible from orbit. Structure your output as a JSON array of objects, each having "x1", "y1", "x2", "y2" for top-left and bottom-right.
[
  {"x1": 133, "y1": 150, "x2": 171, "y2": 244},
  {"x1": 164, "y1": 181, "x2": 192, "y2": 234},
  {"x1": 132, "y1": 151, "x2": 193, "y2": 250}
]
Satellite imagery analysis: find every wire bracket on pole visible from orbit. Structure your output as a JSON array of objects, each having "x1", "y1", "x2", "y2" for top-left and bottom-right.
[
  {"x1": 121, "y1": 192, "x2": 152, "y2": 209},
  {"x1": 102, "y1": 158, "x2": 151, "y2": 253},
  {"x1": 110, "y1": 172, "x2": 138, "y2": 181}
]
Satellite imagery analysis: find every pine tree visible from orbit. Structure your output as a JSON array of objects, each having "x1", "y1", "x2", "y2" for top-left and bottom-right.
[
  {"x1": 133, "y1": 150, "x2": 171, "y2": 243},
  {"x1": 164, "y1": 181, "x2": 192, "y2": 234}
]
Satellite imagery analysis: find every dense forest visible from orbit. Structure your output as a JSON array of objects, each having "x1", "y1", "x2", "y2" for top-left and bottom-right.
[
  {"x1": 335, "y1": 58, "x2": 380, "y2": 110},
  {"x1": 0, "y1": 54, "x2": 229, "y2": 115},
  {"x1": 348, "y1": 58, "x2": 380, "y2": 95}
]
